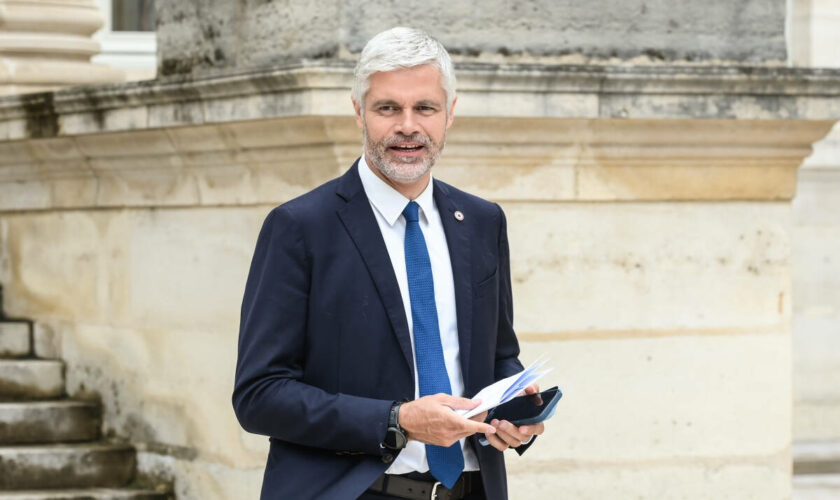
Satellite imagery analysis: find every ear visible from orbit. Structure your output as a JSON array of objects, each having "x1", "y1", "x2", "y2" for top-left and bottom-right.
[
  {"x1": 446, "y1": 95, "x2": 457, "y2": 129},
  {"x1": 352, "y1": 98, "x2": 364, "y2": 129}
]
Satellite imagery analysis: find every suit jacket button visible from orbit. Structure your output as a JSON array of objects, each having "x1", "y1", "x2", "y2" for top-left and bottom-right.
[{"x1": 382, "y1": 454, "x2": 394, "y2": 464}]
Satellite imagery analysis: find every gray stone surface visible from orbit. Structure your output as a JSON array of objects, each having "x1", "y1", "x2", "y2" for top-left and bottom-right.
[
  {"x1": 0, "y1": 401, "x2": 100, "y2": 444},
  {"x1": 0, "y1": 489, "x2": 168, "y2": 500},
  {"x1": 0, "y1": 360, "x2": 64, "y2": 400},
  {"x1": 156, "y1": 0, "x2": 787, "y2": 76},
  {"x1": 0, "y1": 322, "x2": 29, "y2": 358},
  {"x1": 0, "y1": 443, "x2": 136, "y2": 489}
]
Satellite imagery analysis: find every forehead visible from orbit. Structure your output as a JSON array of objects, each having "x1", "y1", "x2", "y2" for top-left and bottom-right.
[{"x1": 365, "y1": 65, "x2": 446, "y2": 104}]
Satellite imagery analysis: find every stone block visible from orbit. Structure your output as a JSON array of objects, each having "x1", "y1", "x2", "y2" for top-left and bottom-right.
[
  {"x1": 0, "y1": 400, "x2": 100, "y2": 444},
  {"x1": 0, "y1": 443, "x2": 135, "y2": 489},
  {"x1": 0, "y1": 489, "x2": 170, "y2": 500},
  {"x1": 503, "y1": 201, "x2": 791, "y2": 335},
  {"x1": 75, "y1": 131, "x2": 176, "y2": 158},
  {"x1": 124, "y1": 207, "x2": 265, "y2": 332},
  {"x1": 32, "y1": 321, "x2": 61, "y2": 359},
  {"x1": 0, "y1": 211, "x2": 108, "y2": 321},
  {"x1": 25, "y1": 138, "x2": 83, "y2": 162},
  {"x1": 0, "y1": 321, "x2": 30, "y2": 357},
  {"x1": 508, "y1": 459, "x2": 790, "y2": 500},
  {"x1": 138, "y1": 451, "x2": 264, "y2": 500},
  {"x1": 0, "y1": 359, "x2": 64, "y2": 400},
  {"x1": 0, "y1": 179, "x2": 50, "y2": 211},
  {"x1": 165, "y1": 125, "x2": 236, "y2": 153},
  {"x1": 516, "y1": 334, "x2": 790, "y2": 463}
]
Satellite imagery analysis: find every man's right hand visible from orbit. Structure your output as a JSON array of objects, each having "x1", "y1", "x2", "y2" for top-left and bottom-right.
[{"x1": 398, "y1": 394, "x2": 496, "y2": 447}]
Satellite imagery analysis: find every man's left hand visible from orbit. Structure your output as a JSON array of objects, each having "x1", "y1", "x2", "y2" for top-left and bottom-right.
[{"x1": 483, "y1": 383, "x2": 545, "y2": 452}]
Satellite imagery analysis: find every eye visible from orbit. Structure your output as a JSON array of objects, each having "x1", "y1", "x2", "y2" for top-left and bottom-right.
[
  {"x1": 416, "y1": 105, "x2": 437, "y2": 114},
  {"x1": 377, "y1": 105, "x2": 399, "y2": 114}
]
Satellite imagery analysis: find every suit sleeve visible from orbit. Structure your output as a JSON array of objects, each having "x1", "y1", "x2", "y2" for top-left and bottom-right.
[
  {"x1": 232, "y1": 206, "x2": 393, "y2": 456},
  {"x1": 493, "y1": 204, "x2": 525, "y2": 380},
  {"x1": 493, "y1": 203, "x2": 538, "y2": 456}
]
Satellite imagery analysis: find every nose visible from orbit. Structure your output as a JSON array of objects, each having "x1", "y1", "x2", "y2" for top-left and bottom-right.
[{"x1": 395, "y1": 108, "x2": 420, "y2": 136}]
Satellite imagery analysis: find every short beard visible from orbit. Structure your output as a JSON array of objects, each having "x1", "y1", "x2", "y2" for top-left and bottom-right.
[{"x1": 363, "y1": 125, "x2": 444, "y2": 184}]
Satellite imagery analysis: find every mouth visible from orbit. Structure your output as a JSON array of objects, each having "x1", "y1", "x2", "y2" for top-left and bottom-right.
[{"x1": 388, "y1": 142, "x2": 426, "y2": 155}]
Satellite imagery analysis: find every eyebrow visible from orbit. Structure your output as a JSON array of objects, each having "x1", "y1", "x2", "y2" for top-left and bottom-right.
[{"x1": 369, "y1": 99, "x2": 443, "y2": 108}]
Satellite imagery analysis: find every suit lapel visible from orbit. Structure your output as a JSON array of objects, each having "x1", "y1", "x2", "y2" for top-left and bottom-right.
[
  {"x1": 336, "y1": 163, "x2": 415, "y2": 376},
  {"x1": 433, "y1": 181, "x2": 474, "y2": 391}
]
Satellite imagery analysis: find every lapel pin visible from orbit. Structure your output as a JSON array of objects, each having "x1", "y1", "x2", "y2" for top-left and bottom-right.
[{"x1": 454, "y1": 210, "x2": 464, "y2": 221}]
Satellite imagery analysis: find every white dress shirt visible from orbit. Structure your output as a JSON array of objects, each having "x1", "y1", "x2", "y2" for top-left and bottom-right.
[{"x1": 358, "y1": 155, "x2": 480, "y2": 473}]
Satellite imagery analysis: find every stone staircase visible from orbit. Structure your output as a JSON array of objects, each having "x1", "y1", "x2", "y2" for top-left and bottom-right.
[
  {"x1": 794, "y1": 440, "x2": 840, "y2": 500},
  {"x1": 0, "y1": 308, "x2": 171, "y2": 498}
]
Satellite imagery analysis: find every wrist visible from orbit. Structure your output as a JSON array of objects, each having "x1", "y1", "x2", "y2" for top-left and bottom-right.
[{"x1": 382, "y1": 401, "x2": 407, "y2": 451}]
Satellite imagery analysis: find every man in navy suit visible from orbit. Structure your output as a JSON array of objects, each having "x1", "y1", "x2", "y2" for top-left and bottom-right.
[{"x1": 233, "y1": 27, "x2": 544, "y2": 500}]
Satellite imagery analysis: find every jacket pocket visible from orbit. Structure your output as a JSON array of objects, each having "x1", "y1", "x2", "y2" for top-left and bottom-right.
[{"x1": 474, "y1": 266, "x2": 498, "y2": 298}]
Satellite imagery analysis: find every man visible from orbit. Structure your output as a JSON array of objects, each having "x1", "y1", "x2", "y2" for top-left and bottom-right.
[{"x1": 233, "y1": 27, "x2": 544, "y2": 500}]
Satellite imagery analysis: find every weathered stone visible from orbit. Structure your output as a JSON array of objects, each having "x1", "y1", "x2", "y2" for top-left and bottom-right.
[
  {"x1": 156, "y1": 0, "x2": 787, "y2": 76},
  {"x1": 794, "y1": 474, "x2": 840, "y2": 500},
  {"x1": 504, "y1": 202, "x2": 792, "y2": 335},
  {"x1": 32, "y1": 321, "x2": 60, "y2": 359},
  {"x1": 0, "y1": 488, "x2": 169, "y2": 500},
  {"x1": 0, "y1": 322, "x2": 29, "y2": 357},
  {"x1": 0, "y1": 400, "x2": 100, "y2": 444},
  {"x1": 508, "y1": 458, "x2": 790, "y2": 500},
  {"x1": 794, "y1": 440, "x2": 840, "y2": 475},
  {"x1": 0, "y1": 359, "x2": 64, "y2": 400},
  {"x1": 793, "y1": 123, "x2": 840, "y2": 444},
  {"x1": 515, "y1": 335, "x2": 790, "y2": 464},
  {"x1": 0, "y1": 443, "x2": 135, "y2": 489}
]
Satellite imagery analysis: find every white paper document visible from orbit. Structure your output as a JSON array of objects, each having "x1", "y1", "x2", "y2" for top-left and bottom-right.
[{"x1": 456, "y1": 355, "x2": 552, "y2": 419}]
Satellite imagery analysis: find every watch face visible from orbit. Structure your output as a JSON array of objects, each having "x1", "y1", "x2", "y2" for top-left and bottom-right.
[{"x1": 385, "y1": 427, "x2": 407, "y2": 450}]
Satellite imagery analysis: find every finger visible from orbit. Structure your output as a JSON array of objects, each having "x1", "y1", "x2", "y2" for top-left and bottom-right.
[
  {"x1": 484, "y1": 432, "x2": 509, "y2": 452},
  {"x1": 468, "y1": 411, "x2": 489, "y2": 423},
  {"x1": 494, "y1": 427, "x2": 522, "y2": 448},
  {"x1": 437, "y1": 395, "x2": 481, "y2": 410},
  {"x1": 525, "y1": 383, "x2": 540, "y2": 394},
  {"x1": 519, "y1": 422, "x2": 545, "y2": 436},
  {"x1": 463, "y1": 418, "x2": 496, "y2": 436},
  {"x1": 497, "y1": 420, "x2": 529, "y2": 442}
]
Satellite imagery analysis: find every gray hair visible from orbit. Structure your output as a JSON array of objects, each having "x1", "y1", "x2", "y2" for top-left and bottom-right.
[{"x1": 352, "y1": 27, "x2": 456, "y2": 113}]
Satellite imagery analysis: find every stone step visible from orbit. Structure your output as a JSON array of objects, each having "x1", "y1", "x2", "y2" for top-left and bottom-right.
[
  {"x1": 793, "y1": 474, "x2": 840, "y2": 500},
  {"x1": 0, "y1": 322, "x2": 30, "y2": 358},
  {"x1": 0, "y1": 360, "x2": 64, "y2": 401},
  {"x1": 0, "y1": 489, "x2": 170, "y2": 500},
  {"x1": 794, "y1": 439, "x2": 840, "y2": 475},
  {"x1": 0, "y1": 443, "x2": 135, "y2": 490},
  {"x1": 0, "y1": 400, "x2": 100, "y2": 444}
]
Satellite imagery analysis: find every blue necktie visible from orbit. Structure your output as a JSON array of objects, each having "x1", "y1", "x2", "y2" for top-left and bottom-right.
[{"x1": 402, "y1": 201, "x2": 464, "y2": 489}]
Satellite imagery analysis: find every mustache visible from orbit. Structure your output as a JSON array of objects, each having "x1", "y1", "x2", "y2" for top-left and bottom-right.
[{"x1": 383, "y1": 134, "x2": 431, "y2": 147}]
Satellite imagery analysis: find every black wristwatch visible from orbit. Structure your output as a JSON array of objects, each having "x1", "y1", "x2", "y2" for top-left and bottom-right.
[{"x1": 382, "y1": 401, "x2": 407, "y2": 451}]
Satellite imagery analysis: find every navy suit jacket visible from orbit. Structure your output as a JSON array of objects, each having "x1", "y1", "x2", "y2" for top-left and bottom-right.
[{"x1": 233, "y1": 160, "x2": 526, "y2": 500}]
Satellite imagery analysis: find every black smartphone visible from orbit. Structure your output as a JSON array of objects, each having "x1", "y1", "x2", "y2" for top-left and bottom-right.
[{"x1": 485, "y1": 386, "x2": 562, "y2": 426}]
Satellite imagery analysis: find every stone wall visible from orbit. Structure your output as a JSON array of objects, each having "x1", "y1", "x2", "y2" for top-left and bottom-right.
[
  {"x1": 156, "y1": 0, "x2": 787, "y2": 76},
  {"x1": 1, "y1": 62, "x2": 838, "y2": 498}
]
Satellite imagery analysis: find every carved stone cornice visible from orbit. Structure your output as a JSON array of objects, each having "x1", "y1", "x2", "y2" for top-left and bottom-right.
[{"x1": 0, "y1": 62, "x2": 837, "y2": 210}]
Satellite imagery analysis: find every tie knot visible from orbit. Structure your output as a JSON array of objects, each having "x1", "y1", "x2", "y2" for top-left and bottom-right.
[{"x1": 402, "y1": 201, "x2": 420, "y2": 223}]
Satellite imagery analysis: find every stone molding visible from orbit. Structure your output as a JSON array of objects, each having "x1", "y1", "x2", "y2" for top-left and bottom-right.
[
  {"x1": 0, "y1": 0, "x2": 124, "y2": 96},
  {"x1": 0, "y1": 61, "x2": 839, "y2": 139},
  {"x1": 0, "y1": 61, "x2": 837, "y2": 211},
  {"x1": 0, "y1": 115, "x2": 833, "y2": 211}
]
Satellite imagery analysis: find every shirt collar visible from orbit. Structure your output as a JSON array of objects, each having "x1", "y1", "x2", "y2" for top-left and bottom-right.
[{"x1": 358, "y1": 155, "x2": 436, "y2": 226}]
